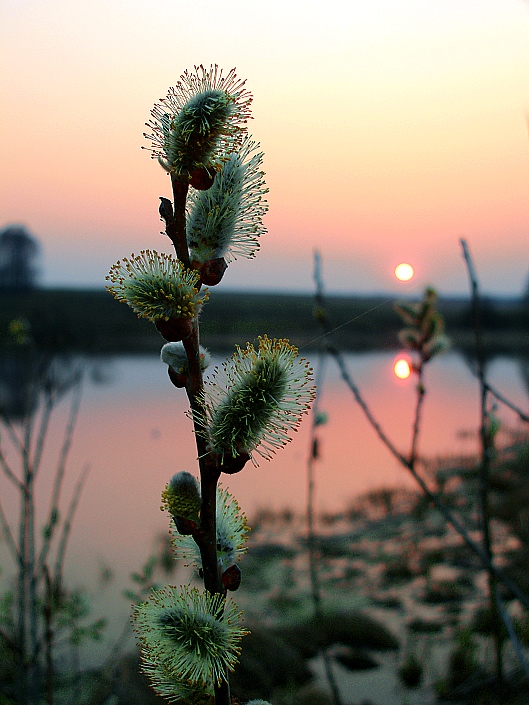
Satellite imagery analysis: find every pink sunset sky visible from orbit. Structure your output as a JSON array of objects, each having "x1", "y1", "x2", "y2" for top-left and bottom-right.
[{"x1": 2, "y1": 0, "x2": 529, "y2": 296}]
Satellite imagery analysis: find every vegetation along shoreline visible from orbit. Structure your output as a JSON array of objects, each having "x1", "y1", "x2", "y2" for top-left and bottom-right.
[{"x1": 1, "y1": 289, "x2": 528, "y2": 355}]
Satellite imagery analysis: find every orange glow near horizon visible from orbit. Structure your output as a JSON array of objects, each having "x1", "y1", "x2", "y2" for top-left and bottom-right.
[{"x1": 2, "y1": 1, "x2": 529, "y2": 292}]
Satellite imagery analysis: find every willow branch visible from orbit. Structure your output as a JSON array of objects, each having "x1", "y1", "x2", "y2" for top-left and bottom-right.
[
  {"x1": 169, "y1": 176, "x2": 191, "y2": 269},
  {"x1": 167, "y1": 184, "x2": 229, "y2": 705},
  {"x1": 327, "y1": 343, "x2": 529, "y2": 607}
]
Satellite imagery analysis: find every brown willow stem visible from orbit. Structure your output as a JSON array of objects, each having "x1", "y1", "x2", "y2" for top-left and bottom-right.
[
  {"x1": 181, "y1": 326, "x2": 222, "y2": 596},
  {"x1": 166, "y1": 183, "x2": 229, "y2": 705},
  {"x1": 169, "y1": 176, "x2": 191, "y2": 269}
]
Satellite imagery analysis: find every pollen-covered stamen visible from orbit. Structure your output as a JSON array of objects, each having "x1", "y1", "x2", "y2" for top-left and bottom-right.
[
  {"x1": 171, "y1": 486, "x2": 249, "y2": 572},
  {"x1": 161, "y1": 471, "x2": 202, "y2": 529},
  {"x1": 156, "y1": 90, "x2": 234, "y2": 175},
  {"x1": 186, "y1": 137, "x2": 268, "y2": 266},
  {"x1": 106, "y1": 250, "x2": 209, "y2": 322},
  {"x1": 144, "y1": 65, "x2": 253, "y2": 177},
  {"x1": 201, "y1": 336, "x2": 315, "y2": 463},
  {"x1": 133, "y1": 585, "x2": 248, "y2": 686},
  {"x1": 140, "y1": 663, "x2": 213, "y2": 704}
]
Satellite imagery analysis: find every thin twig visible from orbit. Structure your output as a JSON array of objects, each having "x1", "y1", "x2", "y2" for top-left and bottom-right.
[
  {"x1": 465, "y1": 365, "x2": 529, "y2": 424},
  {"x1": 32, "y1": 394, "x2": 54, "y2": 480},
  {"x1": 495, "y1": 590, "x2": 529, "y2": 681},
  {"x1": 0, "y1": 445, "x2": 23, "y2": 489},
  {"x1": 409, "y1": 362, "x2": 425, "y2": 468},
  {"x1": 461, "y1": 237, "x2": 505, "y2": 681},
  {"x1": 43, "y1": 565, "x2": 54, "y2": 705},
  {"x1": 307, "y1": 350, "x2": 325, "y2": 614},
  {"x1": 39, "y1": 374, "x2": 83, "y2": 572},
  {"x1": 315, "y1": 255, "x2": 529, "y2": 612},
  {"x1": 326, "y1": 343, "x2": 529, "y2": 609},
  {"x1": 311, "y1": 251, "x2": 344, "y2": 705},
  {"x1": 0, "y1": 497, "x2": 20, "y2": 563},
  {"x1": 54, "y1": 463, "x2": 91, "y2": 582},
  {"x1": 0, "y1": 413, "x2": 25, "y2": 456}
]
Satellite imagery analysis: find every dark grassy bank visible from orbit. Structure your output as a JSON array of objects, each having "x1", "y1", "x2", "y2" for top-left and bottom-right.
[{"x1": 1, "y1": 289, "x2": 528, "y2": 354}]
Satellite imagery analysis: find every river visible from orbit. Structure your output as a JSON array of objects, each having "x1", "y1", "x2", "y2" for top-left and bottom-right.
[{"x1": 1, "y1": 349, "x2": 528, "y2": 665}]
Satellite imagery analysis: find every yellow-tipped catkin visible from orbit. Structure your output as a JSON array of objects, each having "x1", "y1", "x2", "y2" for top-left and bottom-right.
[{"x1": 161, "y1": 472, "x2": 201, "y2": 525}]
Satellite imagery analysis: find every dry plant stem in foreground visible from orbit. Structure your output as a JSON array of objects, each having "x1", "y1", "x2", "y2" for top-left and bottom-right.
[
  {"x1": 460, "y1": 237, "x2": 529, "y2": 682},
  {"x1": 312, "y1": 251, "x2": 529, "y2": 621},
  {"x1": 305, "y1": 345, "x2": 343, "y2": 705},
  {"x1": 108, "y1": 65, "x2": 314, "y2": 705},
  {"x1": 0, "y1": 354, "x2": 92, "y2": 705}
]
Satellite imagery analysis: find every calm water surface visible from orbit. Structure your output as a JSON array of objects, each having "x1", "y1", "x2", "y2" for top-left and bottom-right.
[{"x1": 2, "y1": 350, "x2": 528, "y2": 657}]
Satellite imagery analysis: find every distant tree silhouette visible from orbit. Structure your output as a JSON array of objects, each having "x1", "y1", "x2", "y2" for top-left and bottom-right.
[{"x1": 0, "y1": 225, "x2": 40, "y2": 291}]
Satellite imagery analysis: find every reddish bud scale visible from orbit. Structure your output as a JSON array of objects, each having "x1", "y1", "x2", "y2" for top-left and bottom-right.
[
  {"x1": 168, "y1": 366, "x2": 187, "y2": 388},
  {"x1": 173, "y1": 515, "x2": 199, "y2": 536},
  {"x1": 200, "y1": 257, "x2": 227, "y2": 286},
  {"x1": 221, "y1": 451, "x2": 251, "y2": 475},
  {"x1": 189, "y1": 166, "x2": 215, "y2": 190},
  {"x1": 222, "y1": 564, "x2": 242, "y2": 592},
  {"x1": 155, "y1": 317, "x2": 193, "y2": 342}
]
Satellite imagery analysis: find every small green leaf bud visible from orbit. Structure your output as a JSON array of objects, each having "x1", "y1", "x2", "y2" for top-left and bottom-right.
[
  {"x1": 394, "y1": 302, "x2": 421, "y2": 326},
  {"x1": 421, "y1": 311, "x2": 444, "y2": 340},
  {"x1": 312, "y1": 305, "x2": 327, "y2": 324}
]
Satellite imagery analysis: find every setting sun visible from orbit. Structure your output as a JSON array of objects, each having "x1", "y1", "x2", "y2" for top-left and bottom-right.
[
  {"x1": 394, "y1": 357, "x2": 412, "y2": 379},
  {"x1": 394, "y1": 263, "x2": 414, "y2": 282}
]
